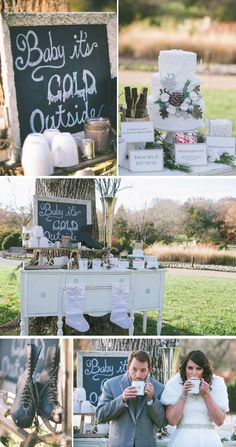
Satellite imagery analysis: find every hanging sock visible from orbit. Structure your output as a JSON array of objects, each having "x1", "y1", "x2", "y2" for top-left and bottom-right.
[
  {"x1": 66, "y1": 284, "x2": 90, "y2": 332},
  {"x1": 110, "y1": 283, "x2": 132, "y2": 329}
]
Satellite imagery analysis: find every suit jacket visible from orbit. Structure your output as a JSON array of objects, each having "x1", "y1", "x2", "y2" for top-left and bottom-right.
[{"x1": 96, "y1": 373, "x2": 165, "y2": 447}]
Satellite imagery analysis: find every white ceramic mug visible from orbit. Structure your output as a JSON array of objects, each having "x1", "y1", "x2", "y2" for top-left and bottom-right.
[
  {"x1": 119, "y1": 137, "x2": 128, "y2": 165},
  {"x1": 188, "y1": 378, "x2": 200, "y2": 394},
  {"x1": 33, "y1": 226, "x2": 44, "y2": 238},
  {"x1": 110, "y1": 257, "x2": 119, "y2": 268},
  {"x1": 79, "y1": 259, "x2": 90, "y2": 271},
  {"x1": 51, "y1": 132, "x2": 79, "y2": 167},
  {"x1": 80, "y1": 400, "x2": 96, "y2": 413},
  {"x1": 21, "y1": 133, "x2": 54, "y2": 176},
  {"x1": 28, "y1": 237, "x2": 39, "y2": 248},
  {"x1": 132, "y1": 380, "x2": 146, "y2": 396},
  {"x1": 91, "y1": 258, "x2": 103, "y2": 271},
  {"x1": 43, "y1": 128, "x2": 60, "y2": 147},
  {"x1": 97, "y1": 424, "x2": 109, "y2": 434}
]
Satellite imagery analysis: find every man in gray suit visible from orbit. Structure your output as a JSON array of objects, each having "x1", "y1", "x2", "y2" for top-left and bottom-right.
[{"x1": 96, "y1": 350, "x2": 166, "y2": 447}]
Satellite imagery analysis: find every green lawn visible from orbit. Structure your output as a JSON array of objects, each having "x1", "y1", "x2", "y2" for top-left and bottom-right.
[
  {"x1": 0, "y1": 268, "x2": 235, "y2": 336},
  {"x1": 119, "y1": 84, "x2": 236, "y2": 131}
]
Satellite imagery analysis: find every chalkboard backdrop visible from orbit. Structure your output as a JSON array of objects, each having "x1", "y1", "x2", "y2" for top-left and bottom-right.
[
  {"x1": 0, "y1": 338, "x2": 59, "y2": 385},
  {"x1": 0, "y1": 13, "x2": 117, "y2": 154},
  {"x1": 33, "y1": 195, "x2": 92, "y2": 243},
  {"x1": 77, "y1": 351, "x2": 128, "y2": 406}
]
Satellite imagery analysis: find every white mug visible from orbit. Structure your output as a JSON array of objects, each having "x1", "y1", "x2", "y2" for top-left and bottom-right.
[
  {"x1": 188, "y1": 378, "x2": 200, "y2": 394},
  {"x1": 21, "y1": 133, "x2": 54, "y2": 176},
  {"x1": 80, "y1": 400, "x2": 96, "y2": 413},
  {"x1": 28, "y1": 237, "x2": 39, "y2": 248},
  {"x1": 92, "y1": 258, "x2": 103, "y2": 271},
  {"x1": 51, "y1": 132, "x2": 79, "y2": 167},
  {"x1": 110, "y1": 257, "x2": 119, "y2": 268},
  {"x1": 119, "y1": 137, "x2": 128, "y2": 165},
  {"x1": 79, "y1": 259, "x2": 90, "y2": 271},
  {"x1": 97, "y1": 423, "x2": 109, "y2": 434},
  {"x1": 43, "y1": 128, "x2": 60, "y2": 147},
  {"x1": 132, "y1": 380, "x2": 146, "y2": 396}
]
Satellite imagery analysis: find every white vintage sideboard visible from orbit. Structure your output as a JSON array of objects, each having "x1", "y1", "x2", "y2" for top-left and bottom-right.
[{"x1": 20, "y1": 269, "x2": 165, "y2": 336}]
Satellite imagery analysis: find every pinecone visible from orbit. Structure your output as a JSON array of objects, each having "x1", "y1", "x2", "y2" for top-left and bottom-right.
[{"x1": 169, "y1": 92, "x2": 184, "y2": 106}]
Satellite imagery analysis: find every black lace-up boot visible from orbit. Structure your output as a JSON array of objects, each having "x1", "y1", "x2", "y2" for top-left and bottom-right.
[
  {"x1": 11, "y1": 344, "x2": 41, "y2": 428},
  {"x1": 36, "y1": 344, "x2": 62, "y2": 424}
]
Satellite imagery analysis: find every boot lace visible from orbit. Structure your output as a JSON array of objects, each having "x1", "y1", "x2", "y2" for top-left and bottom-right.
[
  {"x1": 20, "y1": 366, "x2": 34, "y2": 408},
  {"x1": 47, "y1": 366, "x2": 59, "y2": 404}
]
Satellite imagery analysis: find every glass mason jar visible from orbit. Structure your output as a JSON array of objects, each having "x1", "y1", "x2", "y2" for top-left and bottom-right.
[{"x1": 84, "y1": 118, "x2": 111, "y2": 154}]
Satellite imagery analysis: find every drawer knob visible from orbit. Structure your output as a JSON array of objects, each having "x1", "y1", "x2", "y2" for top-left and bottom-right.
[
  {"x1": 40, "y1": 292, "x2": 46, "y2": 298},
  {"x1": 145, "y1": 288, "x2": 150, "y2": 294},
  {"x1": 119, "y1": 278, "x2": 124, "y2": 283}
]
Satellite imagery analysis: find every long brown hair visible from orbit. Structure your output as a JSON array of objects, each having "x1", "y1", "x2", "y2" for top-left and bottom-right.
[{"x1": 179, "y1": 350, "x2": 213, "y2": 386}]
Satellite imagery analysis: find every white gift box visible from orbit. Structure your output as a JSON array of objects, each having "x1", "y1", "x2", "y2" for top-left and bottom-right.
[
  {"x1": 206, "y1": 119, "x2": 233, "y2": 137},
  {"x1": 175, "y1": 143, "x2": 208, "y2": 166},
  {"x1": 206, "y1": 136, "x2": 236, "y2": 162}
]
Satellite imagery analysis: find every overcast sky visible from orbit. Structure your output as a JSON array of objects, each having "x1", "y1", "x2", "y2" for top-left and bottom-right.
[{"x1": 0, "y1": 177, "x2": 235, "y2": 211}]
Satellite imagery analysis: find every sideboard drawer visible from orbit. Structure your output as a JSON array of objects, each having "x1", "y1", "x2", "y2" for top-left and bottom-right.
[
  {"x1": 26, "y1": 274, "x2": 60, "y2": 315},
  {"x1": 133, "y1": 272, "x2": 163, "y2": 310},
  {"x1": 65, "y1": 273, "x2": 132, "y2": 313}
]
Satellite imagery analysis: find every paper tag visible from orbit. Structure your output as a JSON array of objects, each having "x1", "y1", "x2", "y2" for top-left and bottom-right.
[
  {"x1": 121, "y1": 121, "x2": 154, "y2": 143},
  {"x1": 133, "y1": 260, "x2": 145, "y2": 269},
  {"x1": 129, "y1": 149, "x2": 164, "y2": 172},
  {"x1": 118, "y1": 260, "x2": 129, "y2": 269},
  {"x1": 175, "y1": 143, "x2": 207, "y2": 166}
]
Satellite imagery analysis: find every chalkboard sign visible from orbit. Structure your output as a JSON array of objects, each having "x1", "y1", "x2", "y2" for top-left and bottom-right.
[
  {"x1": 0, "y1": 338, "x2": 59, "y2": 385},
  {"x1": 77, "y1": 351, "x2": 128, "y2": 406},
  {"x1": 0, "y1": 13, "x2": 117, "y2": 155},
  {"x1": 33, "y1": 195, "x2": 92, "y2": 243}
]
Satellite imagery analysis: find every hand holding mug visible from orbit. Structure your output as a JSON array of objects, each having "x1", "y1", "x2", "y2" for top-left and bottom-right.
[
  {"x1": 122, "y1": 386, "x2": 138, "y2": 402},
  {"x1": 182, "y1": 380, "x2": 193, "y2": 395},
  {"x1": 199, "y1": 379, "x2": 210, "y2": 396},
  {"x1": 145, "y1": 382, "x2": 154, "y2": 401}
]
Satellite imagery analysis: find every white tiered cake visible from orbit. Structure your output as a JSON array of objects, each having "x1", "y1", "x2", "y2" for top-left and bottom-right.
[{"x1": 147, "y1": 49, "x2": 204, "y2": 131}]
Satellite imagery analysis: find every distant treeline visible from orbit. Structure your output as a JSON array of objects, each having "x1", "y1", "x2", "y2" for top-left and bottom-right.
[{"x1": 119, "y1": 0, "x2": 236, "y2": 26}]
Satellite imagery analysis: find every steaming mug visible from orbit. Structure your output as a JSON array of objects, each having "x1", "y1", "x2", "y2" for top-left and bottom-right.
[
  {"x1": 188, "y1": 378, "x2": 200, "y2": 394},
  {"x1": 131, "y1": 380, "x2": 146, "y2": 396}
]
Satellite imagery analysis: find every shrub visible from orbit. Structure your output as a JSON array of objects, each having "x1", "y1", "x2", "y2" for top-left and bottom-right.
[
  {"x1": 2, "y1": 232, "x2": 22, "y2": 250},
  {"x1": 145, "y1": 244, "x2": 236, "y2": 266},
  {"x1": 0, "y1": 226, "x2": 13, "y2": 250}
]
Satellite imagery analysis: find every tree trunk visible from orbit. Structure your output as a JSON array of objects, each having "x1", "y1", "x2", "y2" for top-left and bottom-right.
[{"x1": 34, "y1": 178, "x2": 113, "y2": 335}]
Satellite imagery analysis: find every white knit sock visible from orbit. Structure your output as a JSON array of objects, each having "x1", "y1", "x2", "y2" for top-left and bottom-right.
[
  {"x1": 66, "y1": 284, "x2": 90, "y2": 332},
  {"x1": 110, "y1": 283, "x2": 132, "y2": 329}
]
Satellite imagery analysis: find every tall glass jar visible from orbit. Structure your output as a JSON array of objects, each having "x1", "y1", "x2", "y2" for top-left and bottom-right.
[{"x1": 84, "y1": 118, "x2": 111, "y2": 154}]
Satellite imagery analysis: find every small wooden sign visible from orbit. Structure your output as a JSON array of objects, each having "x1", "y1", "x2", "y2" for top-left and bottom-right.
[
  {"x1": 129, "y1": 148, "x2": 164, "y2": 172},
  {"x1": 175, "y1": 143, "x2": 208, "y2": 166},
  {"x1": 121, "y1": 120, "x2": 154, "y2": 143}
]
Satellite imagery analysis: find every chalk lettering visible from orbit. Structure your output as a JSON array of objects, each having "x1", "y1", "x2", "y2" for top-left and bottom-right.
[
  {"x1": 70, "y1": 31, "x2": 98, "y2": 59},
  {"x1": 47, "y1": 69, "x2": 97, "y2": 105},
  {"x1": 30, "y1": 102, "x2": 105, "y2": 133},
  {"x1": 15, "y1": 30, "x2": 65, "y2": 81}
]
